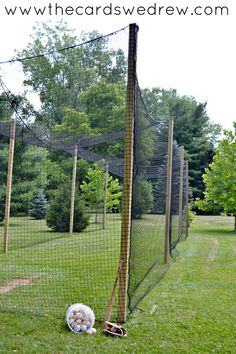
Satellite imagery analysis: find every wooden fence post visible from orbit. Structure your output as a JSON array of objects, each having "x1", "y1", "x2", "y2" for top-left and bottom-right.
[
  {"x1": 103, "y1": 161, "x2": 109, "y2": 229},
  {"x1": 178, "y1": 146, "x2": 184, "y2": 240},
  {"x1": 185, "y1": 160, "x2": 189, "y2": 238},
  {"x1": 3, "y1": 118, "x2": 16, "y2": 253},
  {"x1": 117, "y1": 23, "x2": 138, "y2": 323},
  {"x1": 69, "y1": 144, "x2": 78, "y2": 234},
  {"x1": 164, "y1": 118, "x2": 174, "y2": 264}
]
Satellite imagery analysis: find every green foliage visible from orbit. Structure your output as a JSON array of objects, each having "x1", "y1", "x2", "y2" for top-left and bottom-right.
[
  {"x1": 52, "y1": 108, "x2": 92, "y2": 136},
  {"x1": 80, "y1": 163, "x2": 122, "y2": 212},
  {"x1": 187, "y1": 208, "x2": 195, "y2": 226},
  {"x1": 201, "y1": 123, "x2": 236, "y2": 228},
  {"x1": 46, "y1": 184, "x2": 89, "y2": 232},
  {"x1": 194, "y1": 198, "x2": 223, "y2": 216},
  {"x1": 11, "y1": 145, "x2": 48, "y2": 215},
  {"x1": 132, "y1": 179, "x2": 154, "y2": 219},
  {"x1": 29, "y1": 192, "x2": 49, "y2": 219},
  {"x1": 17, "y1": 22, "x2": 126, "y2": 127},
  {"x1": 142, "y1": 87, "x2": 222, "y2": 198},
  {"x1": 80, "y1": 80, "x2": 126, "y2": 157},
  {"x1": 0, "y1": 194, "x2": 4, "y2": 222}
]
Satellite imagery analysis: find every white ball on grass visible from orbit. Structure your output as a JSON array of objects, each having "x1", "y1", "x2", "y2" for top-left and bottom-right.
[
  {"x1": 90, "y1": 328, "x2": 97, "y2": 334},
  {"x1": 84, "y1": 321, "x2": 91, "y2": 328},
  {"x1": 80, "y1": 324, "x2": 87, "y2": 332},
  {"x1": 75, "y1": 325, "x2": 81, "y2": 332}
]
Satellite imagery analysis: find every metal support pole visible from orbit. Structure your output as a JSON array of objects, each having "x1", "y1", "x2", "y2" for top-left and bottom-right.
[
  {"x1": 3, "y1": 118, "x2": 16, "y2": 253},
  {"x1": 164, "y1": 118, "x2": 174, "y2": 264},
  {"x1": 117, "y1": 23, "x2": 138, "y2": 323},
  {"x1": 69, "y1": 144, "x2": 78, "y2": 234},
  {"x1": 103, "y1": 161, "x2": 109, "y2": 229},
  {"x1": 178, "y1": 146, "x2": 184, "y2": 240}
]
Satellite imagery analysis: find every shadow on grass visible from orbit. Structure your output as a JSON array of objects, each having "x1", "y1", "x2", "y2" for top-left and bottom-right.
[
  {"x1": 0, "y1": 223, "x2": 23, "y2": 228},
  {"x1": 3, "y1": 234, "x2": 67, "y2": 253},
  {"x1": 200, "y1": 228, "x2": 236, "y2": 236}
]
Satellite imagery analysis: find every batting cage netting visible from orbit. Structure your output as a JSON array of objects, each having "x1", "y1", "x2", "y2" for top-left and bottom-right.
[{"x1": 0, "y1": 24, "x2": 188, "y2": 322}]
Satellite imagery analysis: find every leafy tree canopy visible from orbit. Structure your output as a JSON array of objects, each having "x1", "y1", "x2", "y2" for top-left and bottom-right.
[
  {"x1": 142, "y1": 87, "x2": 222, "y2": 198},
  {"x1": 200, "y1": 123, "x2": 236, "y2": 230},
  {"x1": 17, "y1": 21, "x2": 127, "y2": 127}
]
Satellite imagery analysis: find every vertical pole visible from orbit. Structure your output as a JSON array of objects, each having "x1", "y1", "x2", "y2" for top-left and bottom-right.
[
  {"x1": 178, "y1": 146, "x2": 184, "y2": 240},
  {"x1": 117, "y1": 23, "x2": 138, "y2": 324},
  {"x1": 185, "y1": 160, "x2": 189, "y2": 238},
  {"x1": 164, "y1": 118, "x2": 174, "y2": 264},
  {"x1": 69, "y1": 144, "x2": 78, "y2": 234},
  {"x1": 103, "y1": 161, "x2": 109, "y2": 229},
  {"x1": 3, "y1": 118, "x2": 16, "y2": 253}
]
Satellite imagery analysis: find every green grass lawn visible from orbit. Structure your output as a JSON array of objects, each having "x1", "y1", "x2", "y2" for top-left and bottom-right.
[
  {"x1": 0, "y1": 215, "x2": 236, "y2": 353},
  {"x1": 0, "y1": 214, "x2": 122, "y2": 320}
]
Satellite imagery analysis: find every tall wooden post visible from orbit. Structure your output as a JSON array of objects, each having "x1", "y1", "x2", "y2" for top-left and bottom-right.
[
  {"x1": 69, "y1": 144, "x2": 78, "y2": 234},
  {"x1": 103, "y1": 161, "x2": 109, "y2": 229},
  {"x1": 164, "y1": 118, "x2": 174, "y2": 264},
  {"x1": 185, "y1": 160, "x2": 189, "y2": 238},
  {"x1": 3, "y1": 118, "x2": 16, "y2": 253},
  {"x1": 117, "y1": 23, "x2": 138, "y2": 323},
  {"x1": 178, "y1": 146, "x2": 184, "y2": 240}
]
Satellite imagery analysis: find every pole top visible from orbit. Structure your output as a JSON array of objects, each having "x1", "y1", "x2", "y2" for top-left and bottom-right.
[{"x1": 129, "y1": 23, "x2": 139, "y2": 32}]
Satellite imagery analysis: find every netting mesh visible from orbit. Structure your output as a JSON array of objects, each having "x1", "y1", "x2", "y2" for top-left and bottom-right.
[
  {"x1": 0, "y1": 27, "x2": 128, "y2": 321},
  {"x1": 0, "y1": 24, "x2": 188, "y2": 322},
  {"x1": 128, "y1": 92, "x2": 169, "y2": 311}
]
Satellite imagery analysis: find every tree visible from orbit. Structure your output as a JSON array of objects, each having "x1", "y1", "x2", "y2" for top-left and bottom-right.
[
  {"x1": 46, "y1": 184, "x2": 89, "y2": 232},
  {"x1": 199, "y1": 124, "x2": 236, "y2": 230},
  {"x1": 194, "y1": 198, "x2": 223, "y2": 216},
  {"x1": 17, "y1": 22, "x2": 126, "y2": 128},
  {"x1": 80, "y1": 164, "x2": 122, "y2": 222},
  {"x1": 29, "y1": 192, "x2": 49, "y2": 219},
  {"x1": 131, "y1": 179, "x2": 154, "y2": 219},
  {"x1": 141, "y1": 87, "x2": 222, "y2": 199},
  {"x1": 11, "y1": 146, "x2": 48, "y2": 215}
]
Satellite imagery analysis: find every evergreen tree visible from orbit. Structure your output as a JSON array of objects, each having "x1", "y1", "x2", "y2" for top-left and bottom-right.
[
  {"x1": 141, "y1": 87, "x2": 221, "y2": 199},
  {"x1": 46, "y1": 184, "x2": 89, "y2": 232},
  {"x1": 29, "y1": 192, "x2": 49, "y2": 219}
]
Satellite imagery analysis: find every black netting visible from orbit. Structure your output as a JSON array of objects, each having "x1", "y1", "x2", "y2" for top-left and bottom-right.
[
  {"x1": 0, "y1": 26, "x2": 129, "y2": 321},
  {"x1": 128, "y1": 89, "x2": 170, "y2": 311},
  {"x1": 0, "y1": 24, "x2": 189, "y2": 322}
]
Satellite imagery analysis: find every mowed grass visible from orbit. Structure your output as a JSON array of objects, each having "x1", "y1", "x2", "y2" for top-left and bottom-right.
[
  {"x1": 0, "y1": 215, "x2": 236, "y2": 353},
  {"x1": 0, "y1": 214, "x2": 122, "y2": 319}
]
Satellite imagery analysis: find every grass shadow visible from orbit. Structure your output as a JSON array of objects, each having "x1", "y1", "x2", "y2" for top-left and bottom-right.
[{"x1": 200, "y1": 228, "x2": 235, "y2": 236}]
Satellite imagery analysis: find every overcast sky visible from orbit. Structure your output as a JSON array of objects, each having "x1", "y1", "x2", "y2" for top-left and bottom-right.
[{"x1": 0, "y1": 0, "x2": 235, "y2": 130}]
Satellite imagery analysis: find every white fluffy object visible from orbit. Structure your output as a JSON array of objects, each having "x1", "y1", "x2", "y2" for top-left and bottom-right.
[{"x1": 66, "y1": 303, "x2": 96, "y2": 334}]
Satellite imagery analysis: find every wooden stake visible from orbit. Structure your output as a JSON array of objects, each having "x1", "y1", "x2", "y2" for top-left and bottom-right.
[
  {"x1": 103, "y1": 261, "x2": 123, "y2": 327},
  {"x1": 3, "y1": 118, "x2": 16, "y2": 254},
  {"x1": 164, "y1": 118, "x2": 174, "y2": 264},
  {"x1": 117, "y1": 23, "x2": 138, "y2": 324},
  {"x1": 103, "y1": 161, "x2": 109, "y2": 229},
  {"x1": 69, "y1": 144, "x2": 78, "y2": 234},
  {"x1": 178, "y1": 146, "x2": 184, "y2": 240},
  {"x1": 185, "y1": 160, "x2": 189, "y2": 237}
]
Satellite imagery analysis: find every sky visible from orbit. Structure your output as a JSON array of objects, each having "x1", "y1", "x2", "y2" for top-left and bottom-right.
[{"x1": 0, "y1": 0, "x2": 235, "y2": 130}]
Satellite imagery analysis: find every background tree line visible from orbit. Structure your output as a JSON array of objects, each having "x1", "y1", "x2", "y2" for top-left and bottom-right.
[{"x1": 0, "y1": 21, "x2": 224, "y2": 227}]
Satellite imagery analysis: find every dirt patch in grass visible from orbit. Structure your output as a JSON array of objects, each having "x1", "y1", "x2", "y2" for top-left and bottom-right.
[{"x1": 0, "y1": 279, "x2": 32, "y2": 294}]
